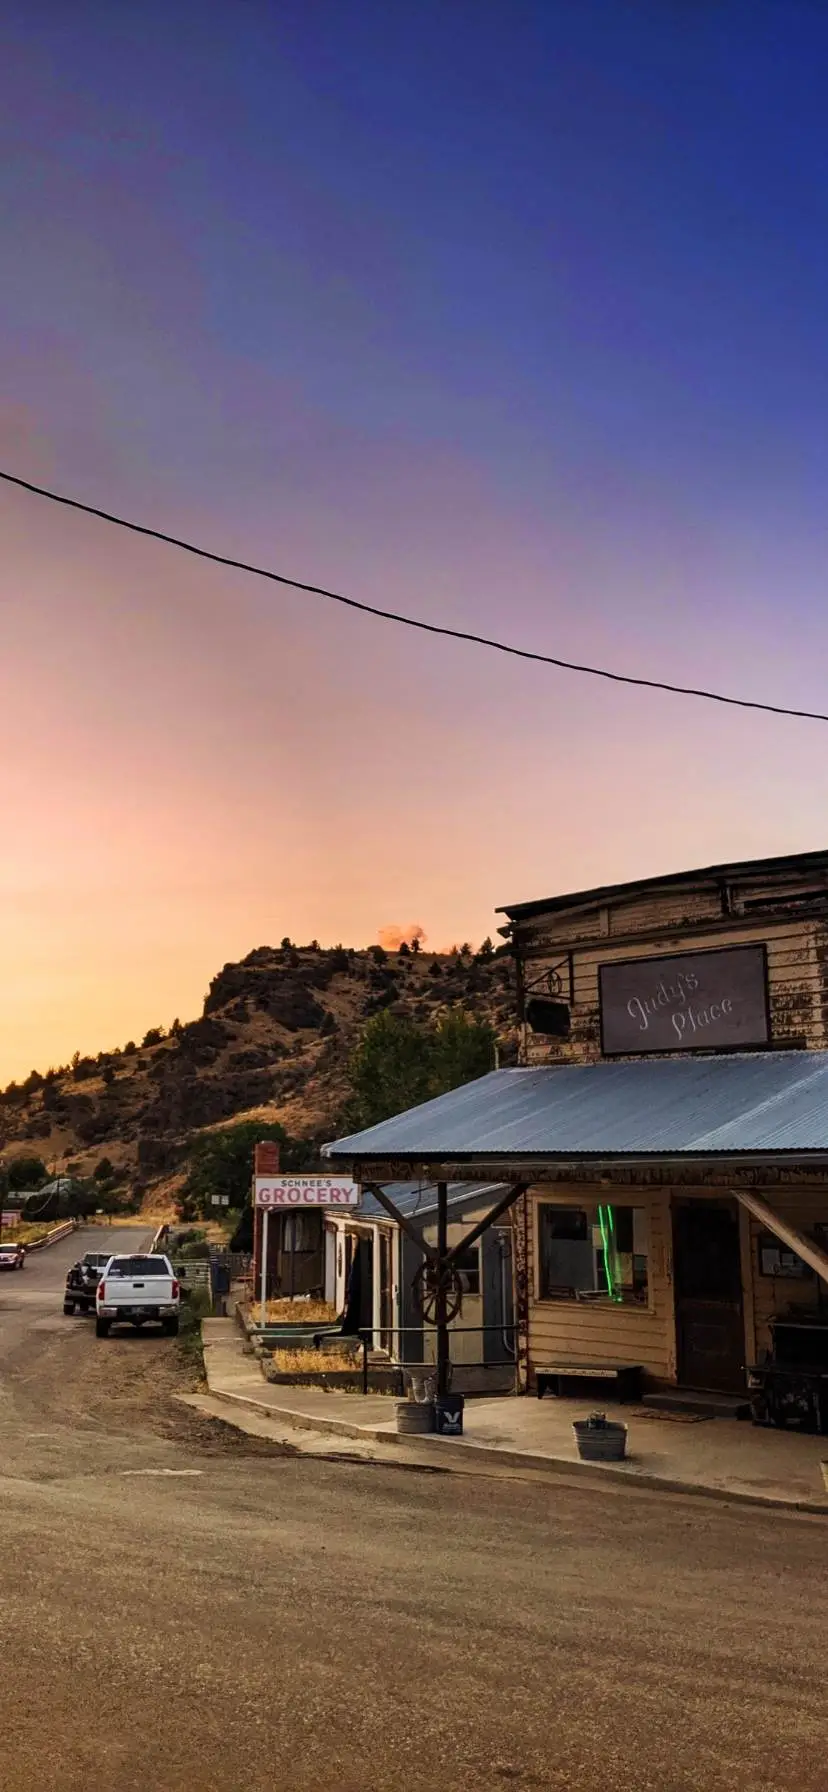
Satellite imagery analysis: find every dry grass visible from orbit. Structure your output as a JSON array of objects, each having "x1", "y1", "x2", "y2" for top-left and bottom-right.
[
  {"x1": 250, "y1": 1298, "x2": 337, "y2": 1326},
  {"x1": 270, "y1": 1346, "x2": 358, "y2": 1375},
  {"x1": 1, "y1": 1220, "x2": 71, "y2": 1246}
]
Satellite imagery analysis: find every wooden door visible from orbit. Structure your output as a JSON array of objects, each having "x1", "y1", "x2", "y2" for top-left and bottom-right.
[
  {"x1": 482, "y1": 1227, "x2": 514, "y2": 1364},
  {"x1": 673, "y1": 1201, "x2": 746, "y2": 1393},
  {"x1": 378, "y1": 1231, "x2": 393, "y2": 1353}
]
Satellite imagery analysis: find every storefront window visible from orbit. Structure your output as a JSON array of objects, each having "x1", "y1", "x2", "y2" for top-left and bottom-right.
[{"x1": 538, "y1": 1203, "x2": 648, "y2": 1304}]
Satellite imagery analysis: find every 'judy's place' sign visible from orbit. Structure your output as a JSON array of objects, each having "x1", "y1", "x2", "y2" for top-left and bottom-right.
[{"x1": 599, "y1": 944, "x2": 769, "y2": 1056}]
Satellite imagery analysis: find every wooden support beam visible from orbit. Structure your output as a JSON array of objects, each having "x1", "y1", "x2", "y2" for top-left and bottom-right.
[
  {"x1": 360, "y1": 1184, "x2": 438, "y2": 1264},
  {"x1": 443, "y1": 1182, "x2": 527, "y2": 1266},
  {"x1": 732, "y1": 1188, "x2": 828, "y2": 1287}
]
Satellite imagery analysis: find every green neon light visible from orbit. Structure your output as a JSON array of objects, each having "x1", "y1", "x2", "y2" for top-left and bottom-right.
[{"x1": 598, "y1": 1203, "x2": 622, "y2": 1303}]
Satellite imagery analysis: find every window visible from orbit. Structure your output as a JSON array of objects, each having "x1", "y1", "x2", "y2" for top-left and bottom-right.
[
  {"x1": 538, "y1": 1203, "x2": 648, "y2": 1304},
  {"x1": 282, "y1": 1213, "x2": 319, "y2": 1253},
  {"x1": 107, "y1": 1256, "x2": 169, "y2": 1277},
  {"x1": 454, "y1": 1245, "x2": 481, "y2": 1297}
]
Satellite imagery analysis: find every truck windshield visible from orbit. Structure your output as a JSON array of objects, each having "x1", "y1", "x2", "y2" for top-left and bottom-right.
[{"x1": 106, "y1": 1257, "x2": 169, "y2": 1277}]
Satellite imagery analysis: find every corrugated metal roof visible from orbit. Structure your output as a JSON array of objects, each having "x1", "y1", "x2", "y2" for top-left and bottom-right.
[
  {"x1": 358, "y1": 1181, "x2": 506, "y2": 1222},
  {"x1": 324, "y1": 1051, "x2": 828, "y2": 1160}
]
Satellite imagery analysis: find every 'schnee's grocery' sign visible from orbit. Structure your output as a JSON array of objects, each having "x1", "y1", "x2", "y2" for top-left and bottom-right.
[{"x1": 254, "y1": 1176, "x2": 361, "y2": 1209}]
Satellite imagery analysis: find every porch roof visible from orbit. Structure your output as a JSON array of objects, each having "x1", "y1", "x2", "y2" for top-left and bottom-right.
[
  {"x1": 324, "y1": 1050, "x2": 828, "y2": 1164},
  {"x1": 358, "y1": 1181, "x2": 507, "y2": 1223}
]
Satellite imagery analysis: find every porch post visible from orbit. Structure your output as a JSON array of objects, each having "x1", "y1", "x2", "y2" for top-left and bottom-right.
[
  {"x1": 260, "y1": 1206, "x2": 270, "y2": 1316},
  {"x1": 436, "y1": 1181, "x2": 450, "y2": 1398},
  {"x1": 732, "y1": 1188, "x2": 828, "y2": 1286}
]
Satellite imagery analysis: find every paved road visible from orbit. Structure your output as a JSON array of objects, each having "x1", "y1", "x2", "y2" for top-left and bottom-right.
[{"x1": 0, "y1": 1227, "x2": 826, "y2": 1792}]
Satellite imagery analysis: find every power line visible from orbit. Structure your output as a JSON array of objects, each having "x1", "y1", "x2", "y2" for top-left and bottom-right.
[{"x1": 0, "y1": 464, "x2": 825, "y2": 723}]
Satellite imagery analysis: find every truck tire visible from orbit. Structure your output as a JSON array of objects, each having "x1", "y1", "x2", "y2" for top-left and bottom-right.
[
  {"x1": 63, "y1": 1301, "x2": 75, "y2": 1316},
  {"x1": 162, "y1": 1317, "x2": 180, "y2": 1337},
  {"x1": 95, "y1": 1318, "x2": 111, "y2": 1339}
]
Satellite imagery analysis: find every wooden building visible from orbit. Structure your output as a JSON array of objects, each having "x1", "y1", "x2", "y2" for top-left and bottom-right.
[
  {"x1": 326, "y1": 850, "x2": 828, "y2": 1401},
  {"x1": 323, "y1": 1183, "x2": 515, "y2": 1390}
]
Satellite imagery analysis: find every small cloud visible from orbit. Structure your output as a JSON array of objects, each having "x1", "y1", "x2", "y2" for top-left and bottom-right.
[{"x1": 377, "y1": 923, "x2": 427, "y2": 951}]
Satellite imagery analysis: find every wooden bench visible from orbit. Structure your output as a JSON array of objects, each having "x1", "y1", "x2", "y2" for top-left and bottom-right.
[{"x1": 535, "y1": 1363, "x2": 643, "y2": 1403}]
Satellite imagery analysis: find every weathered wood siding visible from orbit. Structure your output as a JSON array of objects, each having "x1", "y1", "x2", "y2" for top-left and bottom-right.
[
  {"x1": 525, "y1": 1186, "x2": 675, "y2": 1386},
  {"x1": 524, "y1": 1181, "x2": 828, "y2": 1388},
  {"x1": 521, "y1": 915, "x2": 827, "y2": 1065}
]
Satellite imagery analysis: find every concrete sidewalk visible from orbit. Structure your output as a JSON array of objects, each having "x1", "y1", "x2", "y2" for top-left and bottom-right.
[{"x1": 201, "y1": 1320, "x2": 828, "y2": 1511}]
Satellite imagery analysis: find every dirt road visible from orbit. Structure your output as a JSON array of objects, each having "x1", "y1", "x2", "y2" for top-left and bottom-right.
[{"x1": 0, "y1": 1227, "x2": 826, "y2": 1792}]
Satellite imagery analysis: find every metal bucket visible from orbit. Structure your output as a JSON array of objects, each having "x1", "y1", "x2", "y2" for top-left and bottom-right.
[
  {"x1": 573, "y1": 1418, "x2": 628, "y2": 1462},
  {"x1": 405, "y1": 1371, "x2": 437, "y2": 1404},
  {"x1": 396, "y1": 1400, "x2": 435, "y2": 1435}
]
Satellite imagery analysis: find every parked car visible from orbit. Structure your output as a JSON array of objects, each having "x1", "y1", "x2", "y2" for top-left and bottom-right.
[
  {"x1": 95, "y1": 1254, "x2": 180, "y2": 1337},
  {"x1": 63, "y1": 1251, "x2": 113, "y2": 1315},
  {"x1": 0, "y1": 1241, "x2": 25, "y2": 1271}
]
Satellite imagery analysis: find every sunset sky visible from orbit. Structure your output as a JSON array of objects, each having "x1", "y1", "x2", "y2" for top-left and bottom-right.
[{"x1": 3, "y1": 2, "x2": 828, "y2": 1084}]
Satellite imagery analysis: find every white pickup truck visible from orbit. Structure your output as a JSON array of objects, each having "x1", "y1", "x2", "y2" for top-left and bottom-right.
[{"x1": 95, "y1": 1254, "x2": 180, "y2": 1338}]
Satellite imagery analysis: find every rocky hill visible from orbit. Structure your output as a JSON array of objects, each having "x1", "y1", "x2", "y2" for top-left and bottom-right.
[{"x1": 0, "y1": 943, "x2": 518, "y2": 1201}]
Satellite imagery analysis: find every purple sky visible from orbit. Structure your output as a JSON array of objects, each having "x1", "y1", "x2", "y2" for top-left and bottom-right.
[{"x1": 3, "y1": 1, "x2": 828, "y2": 1080}]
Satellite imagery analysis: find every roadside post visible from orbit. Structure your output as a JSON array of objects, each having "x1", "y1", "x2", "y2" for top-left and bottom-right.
[
  {"x1": 260, "y1": 1205, "x2": 270, "y2": 1317},
  {"x1": 252, "y1": 1141, "x2": 281, "y2": 1315}
]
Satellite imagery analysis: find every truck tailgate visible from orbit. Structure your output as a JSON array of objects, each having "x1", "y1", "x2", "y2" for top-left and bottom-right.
[
  {"x1": 98, "y1": 1255, "x2": 178, "y2": 1312},
  {"x1": 103, "y1": 1275, "x2": 176, "y2": 1307}
]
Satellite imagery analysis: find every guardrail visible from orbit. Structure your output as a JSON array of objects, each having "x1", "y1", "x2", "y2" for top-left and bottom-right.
[{"x1": 22, "y1": 1220, "x2": 77, "y2": 1253}]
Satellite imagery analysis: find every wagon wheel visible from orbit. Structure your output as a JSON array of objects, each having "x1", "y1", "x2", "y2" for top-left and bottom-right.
[{"x1": 412, "y1": 1260, "x2": 464, "y2": 1325}]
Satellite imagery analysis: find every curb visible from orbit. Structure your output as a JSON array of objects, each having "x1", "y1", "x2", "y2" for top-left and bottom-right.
[{"x1": 205, "y1": 1381, "x2": 828, "y2": 1516}]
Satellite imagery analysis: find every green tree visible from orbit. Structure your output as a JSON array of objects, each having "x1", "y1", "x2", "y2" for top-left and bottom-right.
[
  {"x1": 344, "y1": 1011, "x2": 434, "y2": 1130},
  {"x1": 93, "y1": 1157, "x2": 115, "y2": 1183},
  {"x1": 477, "y1": 936, "x2": 495, "y2": 961},
  {"x1": 7, "y1": 1154, "x2": 47, "y2": 1191},
  {"x1": 181, "y1": 1121, "x2": 316, "y2": 1218},
  {"x1": 433, "y1": 1009, "x2": 496, "y2": 1087},
  {"x1": 343, "y1": 1008, "x2": 497, "y2": 1131},
  {"x1": 369, "y1": 944, "x2": 388, "y2": 966}
]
